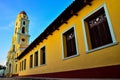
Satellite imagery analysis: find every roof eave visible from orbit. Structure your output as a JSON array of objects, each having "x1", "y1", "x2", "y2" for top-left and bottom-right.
[{"x1": 17, "y1": 0, "x2": 92, "y2": 60}]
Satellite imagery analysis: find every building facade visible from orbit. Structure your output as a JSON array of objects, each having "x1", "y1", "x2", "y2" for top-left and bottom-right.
[
  {"x1": 6, "y1": 11, "x2": 30, "y2": 77},
  {"x1": 0, "y1": 65, "x2": 6, "y2": 77},
  {"x1": 7, "y1": 0, "x2": 120, "y2": 78}
]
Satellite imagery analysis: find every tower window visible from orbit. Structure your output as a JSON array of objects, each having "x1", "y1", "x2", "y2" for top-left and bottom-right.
[
  {"x1": 21, "y1": 38, "x2": 25, "y2": 42},
  {"x1": 22, "y1": 27, "x2": 25, "y2": 34},
  {"x1": 13, "y1": 45, "x2": 15, "y2": 52},
  {"x1": 23, "y1": 16, "x2": 26, "y2": 18},
  {"x1": 23, "y1": 21, "x2": 25, "y2": 25}
]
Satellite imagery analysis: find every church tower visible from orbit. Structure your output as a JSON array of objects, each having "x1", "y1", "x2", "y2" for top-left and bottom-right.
[
  {"x1": 6, "y1": 11, "x2": 30, "y2": 77},
  {"x1": 12, "y1": 11, "x2": 30, "y2": 56}
]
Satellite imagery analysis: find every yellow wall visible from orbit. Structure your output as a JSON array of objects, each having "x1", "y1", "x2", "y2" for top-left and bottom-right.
[{"x1": 19, "y1": 0, "x2": 120, "y2": 76}]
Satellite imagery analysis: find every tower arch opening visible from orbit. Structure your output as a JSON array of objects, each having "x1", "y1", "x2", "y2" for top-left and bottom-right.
[{"x1": 22, "y1": 27, "x2": 25, "y2": 34}]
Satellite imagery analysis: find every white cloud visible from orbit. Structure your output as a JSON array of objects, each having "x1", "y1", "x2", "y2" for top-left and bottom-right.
[
  {"x1": 0, "y1": 1, "x2": 16, "y2": 31},
  {"x1": 0, "y1": 60, "x2": 6, "y2": 66},
  {"x1": 0, "y1": 21, "x2": 14, "y2": 31}
]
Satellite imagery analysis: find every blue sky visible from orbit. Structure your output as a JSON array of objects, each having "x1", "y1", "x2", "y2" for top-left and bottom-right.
[{"x1": 0, "y1": 0, "x2": 73, "y2": 65}]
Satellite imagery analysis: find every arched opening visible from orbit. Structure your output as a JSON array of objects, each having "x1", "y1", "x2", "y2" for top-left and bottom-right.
[{"x1": 22, "y1": 27, "x2": 25, "y2": 34}]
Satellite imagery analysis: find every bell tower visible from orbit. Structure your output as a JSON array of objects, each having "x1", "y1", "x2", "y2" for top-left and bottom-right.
[
  {"x1": 12, "y1": 11, "x2": 30, "y2": 55},
  {"x1": 6, "y1": 11, "x2": 30, "y2": 76}
]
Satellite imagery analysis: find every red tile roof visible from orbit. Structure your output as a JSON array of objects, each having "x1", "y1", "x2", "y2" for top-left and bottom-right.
[{"x1": 19, "y1": 11, "x2": 27, "y2": 15}]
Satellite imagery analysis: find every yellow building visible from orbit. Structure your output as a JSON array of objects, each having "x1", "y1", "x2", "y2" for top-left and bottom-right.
[{"x1": 7, "y1": 0, "x2": 120, "y2": 78}]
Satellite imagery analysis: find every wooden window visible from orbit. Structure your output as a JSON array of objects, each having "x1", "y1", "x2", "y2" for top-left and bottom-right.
[
  {"x1": 40, "y1": 47, "x2": 46, "y2": 65},
  {"x1": 63, "y1": 27, "x2": 77, "y2": 58},
  {"x1": 22, "y1": 60, "x2": 24, "y2": 71},
  {"x1": 30, "y1": 55, "x2": 33, "y2": 68},
  {"x1": 24, "y1": 59, "x2": 26, "y2": 70},
  {"x1": 9, "y1": 64, "x2": 11, "y2": 73},
  {"x1": 34, "y1": 51, "x2": 38, "y2": 66},
  {"x1": 16, "y1": 64, "x2": 17, "y2": 72},
  {"x1": 20, "y1": 62, "x2": 21, "y2": 71},
  {"x1": 84, "y1": 7, "x2": 113, "y2": 49},
  {"x1": 82, "y1": 4, "x2": 117, "y2": 53}
]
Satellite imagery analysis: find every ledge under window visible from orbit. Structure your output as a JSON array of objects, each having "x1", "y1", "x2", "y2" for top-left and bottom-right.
[
  {"x1": 86, "y1": 42, "x2": 118, "y2": 53},
  {"x1": 63, "y1": 54, "x2": 79, "y2": 60}
]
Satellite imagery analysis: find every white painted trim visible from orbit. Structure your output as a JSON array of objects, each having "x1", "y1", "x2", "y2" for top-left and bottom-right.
[
  {"x1": 82, "y1": 3, "x2": 117, "y2": 53},
  {"x1": 63, "y1": 54, "x2": 80, "y2": 60},
  {"x1": 82, "y1": 19, "x2": 89, "y2": 51},
  {"x1": 87, "y1": 42, "x2": 118, "y2": 53},
  {"x1": 104, "y1": 4, "x2": 117, "y2": 43},
  {"x1": 39, "y1": 64, "x2": 46, "y2": 67},
  {"x1": 61, "y1": 31, "x2": 64, "y2": 60},
  {"x1": 61, "y1": 25, "x2": 79, "y2": 60}
]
